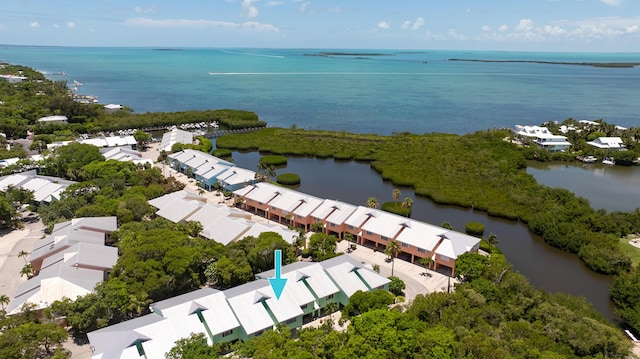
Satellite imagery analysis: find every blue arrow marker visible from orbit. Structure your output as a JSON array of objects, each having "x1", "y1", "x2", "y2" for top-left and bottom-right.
[{"x1": 269, "y1": 249, "x2": 287, "y2": 299}]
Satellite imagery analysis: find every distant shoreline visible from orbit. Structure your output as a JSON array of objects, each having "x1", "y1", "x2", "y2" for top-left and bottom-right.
[{"x1": 449, "y1": 58, "x2": 640, "y2": 68}]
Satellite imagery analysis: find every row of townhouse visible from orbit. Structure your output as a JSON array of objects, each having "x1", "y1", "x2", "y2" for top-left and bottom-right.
[
  {"x1": 234, "y1": 182, "x2": 480, "y2": 276},
  {"x1": 0, "y1": 170, "x2": 76, "y2": 205},
  {"x1": 87, "y1": 255, "x2": 390, "y2": 359},
  {"x1": 167, "y1": 149, "x2": 257, "y2": 191},
  {"x1": 8, "y1": 217, "x2": 118, "y2": 315}
]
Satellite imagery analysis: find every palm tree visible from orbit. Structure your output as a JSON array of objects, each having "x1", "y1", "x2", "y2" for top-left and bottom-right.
[
  {"x1": 392, "y1": 188, "x2": 401, "y2": 207},
  {"x1": 265, "y1": 165, "x2": 277, "y2": 182},
  {"x1": 18, "y1": 250, "x2": 29, "y2": 264},
  {"x1": 385, "y1": 240, "x2": 401, "y2": 276},
  {"x1": 401, "y1": 197, "x2": 413, "y2": 217},
  {"x1": 0, "y1": 294, "x2": 10, "y2": 310},
  {"x1": 419, "y1": 256, "x2": 434, "y2": 270},
  {"x1": 487, "y1": 233, "x2": 499, "y2": 247},
  {"x1": 366, "y1": 197, "x2": 379, "y2": 209},
  {"x1": 20, "y1": 263, "x2": 35, "y2": 278}
]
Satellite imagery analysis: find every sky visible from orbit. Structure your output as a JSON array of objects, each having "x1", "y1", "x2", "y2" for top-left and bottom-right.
[{"x1": 1, "y1": 0, "x2": 639, "y2": 52}]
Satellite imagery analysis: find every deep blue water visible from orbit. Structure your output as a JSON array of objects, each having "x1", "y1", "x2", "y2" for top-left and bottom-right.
[{"x1": 1, "y1": 46, "x2": 639, "y2": 134}]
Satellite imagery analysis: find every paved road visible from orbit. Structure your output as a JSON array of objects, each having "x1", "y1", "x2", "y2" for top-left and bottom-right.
[
  {"x1": 335, "y1": 240, "x2": 456, "y2": 302},
  {"x1": 0, "y1": 216, "x2": 45, "y2": 304}
]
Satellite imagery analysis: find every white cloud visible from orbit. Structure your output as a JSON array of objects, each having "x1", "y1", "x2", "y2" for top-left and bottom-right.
[
  {"x1": 515, "y1": 19, "x2": 533, "y2": 32},
  {"x1": 299, "y1": 1, "x2": 312, "y2": 13},
  {"x1": 66, "y1": 21, "x2": 75, "y2": 29},
  {"x1": 498, "y1": 24, "x2": 509, "y2": 32},
  {"x1": 402, "y1": 17, "x2": 425, "y2": 30},
  {"x1": 265, "y1": 1, "x2": 285, "y2": 5},
  {"x1": 328, "y1": 7, "x2": 342, "y2": 13},
  {"x1": 124, "y1": 17, "x2": 279, "y2": 32},
  {"x1": 377, "y1": 21, "x2": 390, "y2": 30},
  {"x1": 29, "y1": 22, "x2": 40, "y2": 28},
  {"x1": 242, "y1": 0, "x2": 259, "y2": 19},
  {"x1": 53, "y1": 24, "x2": 59, "y2": 28},
  {"x1": 600, "y1": 0, "x2": 622, "y2": 6},
  {"x1": 134, "y1": 5, "x2": 158, "y2": 14},
  {"x1": 481, "y1": 25, "x2": 491, "y2": 32}
]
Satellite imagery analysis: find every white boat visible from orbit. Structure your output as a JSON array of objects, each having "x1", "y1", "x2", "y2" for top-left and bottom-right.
[
  {"x1": 577, "y1": 155, "x2": 597, "y2": 163},
  {"x1": 73, "y1": 80, "x2": 84, "y2": 86},
  {"x1": 602, "y1": 157, "x2": 615, "y2": 165}
]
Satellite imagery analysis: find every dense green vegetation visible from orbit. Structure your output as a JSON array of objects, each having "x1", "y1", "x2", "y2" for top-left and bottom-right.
[
  {"x1": 276, "y1": 172, "x2": 301, "y2": 185},
  {"x1": 465, "y1": 221, "x2": 485, "y2": 236},
  {"x1": 0, "y1": 63, "x2": 265, "y2": 138},
  {"x1": 259, "y1": 155, "x2": 288, "y2": 166},
  {"x1": 216, "y1": 128, "x2": 640, "y2": 276},
  {"x1": 0, "y1": 305, "x2": 68, "y2": 359}
]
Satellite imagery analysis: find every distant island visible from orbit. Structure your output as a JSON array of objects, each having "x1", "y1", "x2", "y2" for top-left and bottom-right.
[
  {"x1": 304, "y1": 52, "x2": 393, "y2": 57},
  {"x1": 449, "y1": 58, "x2": 640, "y2": 68}
]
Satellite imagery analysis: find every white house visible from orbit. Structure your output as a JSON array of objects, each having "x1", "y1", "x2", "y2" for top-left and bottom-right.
[
  {"x1": 159, "y1": 128, "x2": 193, "y2": 153},
  {"x1": 514, "y1": 125, "x2": 571, "y2": 152},
  {"x1": 587, "y1": 137, "x2": 625, "y2": 150},
  {"x1": 104, "y1": 104, "x2": 124, "y2": 113}
]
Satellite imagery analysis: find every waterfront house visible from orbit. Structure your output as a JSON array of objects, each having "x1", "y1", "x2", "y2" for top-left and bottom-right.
[
  {"x1": 587, "y1": 136, "x2": 625, "y2": 150},
  {"x1": 167, "y1": 149, "x2": 256, "y2": 190},
  {"x1": 309, "y1": 199, "x2": 358, "y2": 239},
  {"x1": 102, "y1": 147, "x2": 153, "y2": 167},
  {"x1": 234, "y1": 182, "x2": 323, "y2": 231},
  {"x1": 103, "y1": 104, "x2": 123, "y2": 113},
  {"x1": 0, "y1": 74, "x2": 28, "y2": 83},
  {"x1": 514, "y1": 125, "x2": 571, "y2": 152}
]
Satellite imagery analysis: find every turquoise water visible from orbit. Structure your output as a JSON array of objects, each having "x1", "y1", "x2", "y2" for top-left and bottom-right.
[{"x1": 1, "y1": 46, "x2": 639, "y2": 134}]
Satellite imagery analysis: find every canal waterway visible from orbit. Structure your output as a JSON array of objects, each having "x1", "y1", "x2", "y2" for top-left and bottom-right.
[
  {"x1": 527, "y1": 161, "x2": 640, "y2": 213},
  {"x1": 230, "y1": 151, "x2": 619, "y2": 323}
]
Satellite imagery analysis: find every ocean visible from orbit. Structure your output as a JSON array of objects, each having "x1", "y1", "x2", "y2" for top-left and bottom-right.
[{"x1": 1, "y1": 46, "x2": 639, "y2": 134}]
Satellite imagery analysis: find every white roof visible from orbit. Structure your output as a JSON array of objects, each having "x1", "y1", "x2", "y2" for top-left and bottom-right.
[
  {"x1": 237, "y1": 182, "x2": 284, "y2": 204},
  {"x1": 224, "y1": 279, "x2": 302, "y2": 335},
  {"x1": 40, "y1": 242, "x2": 117, "y2": 272},
  {"x1": 360, "y1": 209, "x2": 407, "y2": 239},
  {"x1": 0, "y1": 173, "x2": 30, "y2": 191},
  {"x1": 104, "y1": 104, "x2": 123, "y2": 110},
  {"x1": 38, "y1": 115, "x2": 68, "y2": 122},
  {"x1": 160, "y1": 128, "x2": 193, "y2": 152},
  {"x1": 344, "y1": 206, "x2": 379, "y2": 229},
  {"x1": 32, "y1": 182, "x2": 64, "y2": 202},
  {"x1": 395, "y1": 220, "x2": 446, "y2": 252},
  {"x1": 156, "y1": 199, "x2": 204, "y2": 223},
  {"x1": 587, "y1": 136, "x2": 624, "y2": 149},
  {"x1": 434, "y1": 231, "x2": 481, "y2": 260},
  {"x1": 152, "y1": 288, "x2": 240, "y2": 338},
  {"x1": 201, "y1": 217, "x2": 252, "y2": 244},
  {"x1": 8, "y1": 265, "x2": 104, "y2": 314},
  {"x1": 310, "y1": 200, "x2": 357, "y2": 225},
  {"x1": 216, "y1": 167, "x2": 257, "y2": 186},
  {"x1": 257, "y1": 262, "x2": 340, "y2": 301},
  {"x1": 321, "y1": 255, "x2": 390, "y2": 297}
]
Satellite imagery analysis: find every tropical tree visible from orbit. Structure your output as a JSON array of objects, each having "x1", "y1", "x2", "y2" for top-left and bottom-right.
[
  {"x1": 20, "y1": 263, "x2": 35, "y2": 278},
  {"x1": 401, "y1": 197, "x2": 413, "y2": 217},
  {"x1": 486, "y1": 233, "x2": 499, "y2": 247},
  {"x1": 392, "y1": 188, "x2": 401, "y2": 207},
  {"x1": 441, "y1": 221, "x2": 454, "y2": 230},
  {"x1": 385, "y1": 240, "x2": 401, "y2": 276},
  {"x1": 18, "y1": 250, "x2": 30, "y2": 264},
  {"x1": 0, "y1": 294, "x2": 10, "y2": 310},
  {"x1": 366, "y1": 196, "x2": 379, "y2": 209},
  {"x1": 419, "y1": 256, "x2": 434, "y2": 270}
]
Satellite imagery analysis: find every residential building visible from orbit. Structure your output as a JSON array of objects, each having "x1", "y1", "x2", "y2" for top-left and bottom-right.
[
  {"x1": 159, "y1": 128, "x2": 193, "y2": 153},
  {"x1": 309, "y1": 199, "x2": 358, "y2": 239},
  {"x1": 234, "y1": 182, "x2": 323, "y2": 231},
  {"x1": 47, "y1": 135, "x2": 137, "y2": 150},
  {"x1": 101, "y1": 147, "x2": 153, "y2": 167},
  {"x1": 0, "y1": 170, "x2": 76, "y2": 204},
  {"x1": 103, "y1": 104, "x2": 124, "y2": 113},
  {"x1": 87, "y1": 255, "x2": 390, "y2": 358},
  {"x1": 514, "y1": 125, "x2": 571, "y2": 152},
  {"x1": 587, "y1": 136, "x2": 625, "y2": 150}
]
